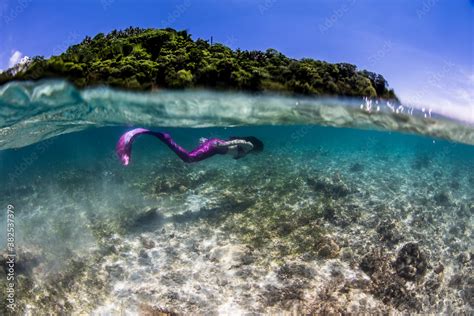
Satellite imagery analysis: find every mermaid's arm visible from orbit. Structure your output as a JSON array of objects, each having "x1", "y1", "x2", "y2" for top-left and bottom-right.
[
  {"x1": 215, "y1": 139, "x2": 254, "y2": 158},
  {"x1": 216, "y1": 139, "x2": 254, "y2": 151}
]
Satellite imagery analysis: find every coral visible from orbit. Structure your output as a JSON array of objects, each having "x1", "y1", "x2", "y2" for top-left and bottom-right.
[
  {"x1": 433, "y1": 191, "x2": 452, "y2": 206},
  {"x1": 316, "y1": 237, "x2": 340, "y2": 259},
  {"x1": 394, "y1": 243, "x2": 428, "y2": 281},
  {"x1": 359, "y1": 248, "x2": 423, "y2": 311},
  {"x1": 0, "y1": 248, "x2": 41, "y2": 275},
  {"x1": 139, "y1": 304, "x2": 176, "y2": 316},
  {"x1": 349, "y1": 162, "x2": 364, "y2": 173},
  {"x1": 276, "y1": 262, "x2": 314, "y2": 281},
  {"x1": 376, "y1": 220, "x2": 403, "y2": 246},
  {"x1": 306, "y1": 175, "x2": 351, "y2": 199},
  {"x1": 261, "y1": 280, "x2": 305, "y2": 308}
]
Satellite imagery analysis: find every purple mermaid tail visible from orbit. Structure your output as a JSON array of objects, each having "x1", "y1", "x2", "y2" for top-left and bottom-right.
[{"x1": 116, "y1": 128, "x2": 228, "y2": 165}]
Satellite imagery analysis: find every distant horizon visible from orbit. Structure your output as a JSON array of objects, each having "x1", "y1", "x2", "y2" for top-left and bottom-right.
[{"x1": 0, "y1": 0, "x2": 472, "y2": 122}]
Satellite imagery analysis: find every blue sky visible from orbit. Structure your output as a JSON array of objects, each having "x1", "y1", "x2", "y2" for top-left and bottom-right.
[{"x1": 0, "y1": 0, "x2": 473, "y2": 121}]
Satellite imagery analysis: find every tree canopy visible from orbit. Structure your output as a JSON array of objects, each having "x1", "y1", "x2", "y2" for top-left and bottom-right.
[{"x1": 0, "y1": 27, "x2": 397, "y2": 100}]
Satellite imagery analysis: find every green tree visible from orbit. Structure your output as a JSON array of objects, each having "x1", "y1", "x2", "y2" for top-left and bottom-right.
[{"x1": 0, "y1": 27, "x2": 398, "y2": 100}]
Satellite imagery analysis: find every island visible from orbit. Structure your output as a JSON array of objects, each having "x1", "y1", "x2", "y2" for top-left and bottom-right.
[{"x1": 0, "y1": 27, "x2": 397, "y2": 100}]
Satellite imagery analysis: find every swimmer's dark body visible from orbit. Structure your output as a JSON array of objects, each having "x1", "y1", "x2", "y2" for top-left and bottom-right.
[{"x1": 116, "y1": 128, "x2": 263, "y2": 165}]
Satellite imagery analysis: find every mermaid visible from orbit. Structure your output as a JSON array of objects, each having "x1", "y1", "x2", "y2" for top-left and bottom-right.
[{"x1": 116, "y1": 128, "x2": 264, "y2": 165}]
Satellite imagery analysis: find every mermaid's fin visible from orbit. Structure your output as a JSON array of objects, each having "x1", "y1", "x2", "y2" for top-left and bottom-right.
[{"x1": 116, "y1": 128, "x2": 151, "y2": 165}]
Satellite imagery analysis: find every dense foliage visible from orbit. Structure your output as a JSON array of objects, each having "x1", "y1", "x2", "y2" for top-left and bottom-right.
[{"x1": 0, "y1": 27, "x2": 397, "y2": 99}]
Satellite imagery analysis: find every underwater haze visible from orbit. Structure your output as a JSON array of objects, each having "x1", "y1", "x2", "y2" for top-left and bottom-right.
[{"x1": 0, "y1": 80, "x2": 473, "y2": 314}]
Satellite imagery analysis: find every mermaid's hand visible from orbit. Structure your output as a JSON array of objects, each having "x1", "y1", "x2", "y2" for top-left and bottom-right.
[{"x1": 199, "y1": 137, "x2": 208, "y2": 144}]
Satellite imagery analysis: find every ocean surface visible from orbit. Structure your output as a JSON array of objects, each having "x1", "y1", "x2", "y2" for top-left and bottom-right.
[{"x1": 0, "y1": 80, "x2": 473, "y2": 314}]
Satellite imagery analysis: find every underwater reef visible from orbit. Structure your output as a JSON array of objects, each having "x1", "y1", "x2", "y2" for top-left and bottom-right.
[
  {"x1": 0, "y1": 126, "x2": 472, "y2": 314},
  {"x1": 0, "y1": 27, "x2": 397, "y2": 100}
]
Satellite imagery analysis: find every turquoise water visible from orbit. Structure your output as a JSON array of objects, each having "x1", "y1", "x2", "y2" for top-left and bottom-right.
[{"x1": 0, "y1": 80, "x2": 473, "y2": 314}]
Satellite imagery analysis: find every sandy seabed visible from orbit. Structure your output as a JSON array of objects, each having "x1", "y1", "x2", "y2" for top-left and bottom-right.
[{"x1": 1, "y1": 140, "x2": 473, "y2": 315}]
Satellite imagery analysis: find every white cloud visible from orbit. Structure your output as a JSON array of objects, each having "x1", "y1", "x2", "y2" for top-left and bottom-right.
[
  {"x1": 468, "y1": 73, "x2": 474, "y2": 84},
  {"x1": 383, "y1": 44, "x2": 474, "y2": 124},
  {"x1": 400, "y1": 69, "x2": 474, "y2": 124},
  {"x1": 8, "y1": 50, "x2": 23, "y2": 68}
]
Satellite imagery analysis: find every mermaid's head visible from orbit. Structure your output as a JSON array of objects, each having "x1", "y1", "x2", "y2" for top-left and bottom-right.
[{"x1": 229, "y1": 136, "x2": 264, "y2": 153}]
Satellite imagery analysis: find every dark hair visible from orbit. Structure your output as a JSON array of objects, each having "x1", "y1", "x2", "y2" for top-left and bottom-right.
[{"x1": 229, "y1": 136, "x2": 264, "y2": 153}]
